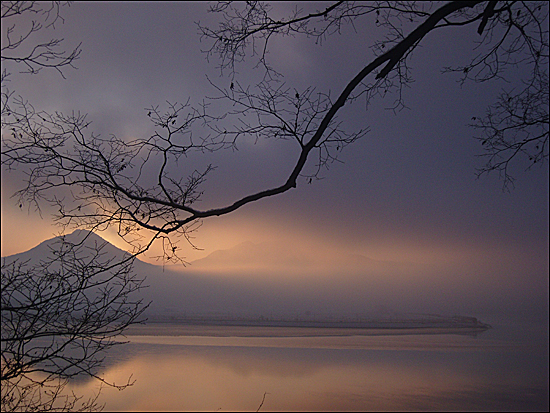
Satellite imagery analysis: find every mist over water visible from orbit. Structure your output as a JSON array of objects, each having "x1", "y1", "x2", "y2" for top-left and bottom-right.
[
  {"x1": 61, "y1": 322, "x2": 548, "y2": 412},
  {"x1": 1, "y1": 1, "x2": 548, "y2": 410},
  {"x1": 5, "y1": 230, "x2": 547, "y2": 330},
  {"x1": 4, "y1": 232, "x2": 548, "y2": 411},
  {"x1": 138, "y1": 239, "x2": 548, "y2": 327},
  {"x1": 100, "y1": 240, "x2": 547, "y2": 411}
]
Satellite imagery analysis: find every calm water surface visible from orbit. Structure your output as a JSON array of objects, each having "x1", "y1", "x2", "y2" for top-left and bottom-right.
[{"x1": 67, "y1": 319, "x2": 548, "y2": 411}]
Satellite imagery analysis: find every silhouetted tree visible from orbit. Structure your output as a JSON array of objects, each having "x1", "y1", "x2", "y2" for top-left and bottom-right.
[
  {"x1": 1, "y1": 2, "x2": 548, "y2": 408},
  {"x1": 198, "y1": 1, "x2": 548, "y2": 188},
  {"x1": 1, "y1": 1, "x2": 81, "y2": 78},
  {"x1": 3, "y1": 2, "x2": 547, "y2": 264},
  {"x1": 1, "y1": 232, "x2": 147, "y2": 412},
  {"x1": 1, "y1": 3, "x2": 145, "y2": 412}
]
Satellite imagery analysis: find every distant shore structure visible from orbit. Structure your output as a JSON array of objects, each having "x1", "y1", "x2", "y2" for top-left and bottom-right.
[{"x1": 145, "y1": 312, "x2": 492, "y2": 333}]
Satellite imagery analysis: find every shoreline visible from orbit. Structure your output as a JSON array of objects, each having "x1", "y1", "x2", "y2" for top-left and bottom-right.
[
  {"x1": 141, "y1": 314, "x2": 491, "y2": 329},
  {"x1": 125, "y1": 316, "x2": 492, "y2": 337}
]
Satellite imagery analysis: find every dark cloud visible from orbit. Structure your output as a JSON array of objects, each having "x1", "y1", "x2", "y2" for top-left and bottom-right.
[{"x1": 2, "y1": 3, "x2": 548, "y2": 322}]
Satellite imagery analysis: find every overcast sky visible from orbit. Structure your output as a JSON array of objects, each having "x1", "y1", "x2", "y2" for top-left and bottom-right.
[{"x1": 1, "y1": 2, "x2": 548, "y2": 321}]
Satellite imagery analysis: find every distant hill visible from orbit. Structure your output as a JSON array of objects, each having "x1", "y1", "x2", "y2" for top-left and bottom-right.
[
  {"x1": 2, "y1": 229, "x2": 133, "y2": 264},
  {"x1": 2, "y1": 231, "x2": 407, "y2": 319},
  {"x1": 2, "y1": 230, "x2": 495, "y2": 320},
  {"x1": 188, "y1": 239, "x2": 402, "y2": 275},
  {"x1": 1, "y1": 231, "x2": 293, "y2": 317},
  {"x1": 189, "y1": 240, "x2": 312, "y2": 272}
]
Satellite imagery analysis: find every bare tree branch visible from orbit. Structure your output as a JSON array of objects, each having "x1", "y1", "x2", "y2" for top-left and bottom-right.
[
  {"x1": 1, "y1": 232, "x2": 149, "y2": 412},
  {"x1": 1, "y1": 4, "x2": 548, "y2": 408},
  {"x1": 1, "y1": 1, "x2": 81, "y2": 78}
]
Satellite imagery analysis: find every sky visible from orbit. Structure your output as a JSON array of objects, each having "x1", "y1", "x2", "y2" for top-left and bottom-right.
[{"x1": 1, "y1": 2, "x2": 548, "y2": 322}]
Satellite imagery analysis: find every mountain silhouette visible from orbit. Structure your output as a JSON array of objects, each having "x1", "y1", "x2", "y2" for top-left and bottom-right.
[
  {"x1": 188, "y1": 239, "x2": 400, "y2": 275},
  {"x1": 2, "y1": 229, "x2": 132, "y2": 264},
  {"x1": 189, "y1": 240, "x2": 312, "y2": 272},
  {"x1": 1, "y1": 231, "x2": 438, "y2": 319}
]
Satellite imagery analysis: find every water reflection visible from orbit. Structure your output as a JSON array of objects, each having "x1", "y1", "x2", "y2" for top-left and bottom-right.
[{"x1": 66, "y1": 325, "x2": 548, "y2": 411}]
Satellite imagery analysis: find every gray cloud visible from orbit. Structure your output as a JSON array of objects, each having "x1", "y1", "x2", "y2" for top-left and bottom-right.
[{"x1": 2, "y1": 3, "x2": 548, "y2": 324}]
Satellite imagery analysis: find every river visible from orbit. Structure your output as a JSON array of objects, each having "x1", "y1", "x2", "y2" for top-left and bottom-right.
[{"x1": 64, "y1": 317, "x2": 548, "y2": 411}]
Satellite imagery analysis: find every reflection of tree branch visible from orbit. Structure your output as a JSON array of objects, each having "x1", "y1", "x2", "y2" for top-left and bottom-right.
[{"x1": 255, "y1": 391, "x2": 270, "y2": 412}]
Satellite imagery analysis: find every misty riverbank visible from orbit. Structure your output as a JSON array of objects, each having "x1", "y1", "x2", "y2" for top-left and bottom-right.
[
  {"x1": 91, "y1": 319, "x2": 548, "y2": 411},
  {"x1": 123, "y1": 314, "x2": 491, "y2": 338}
]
